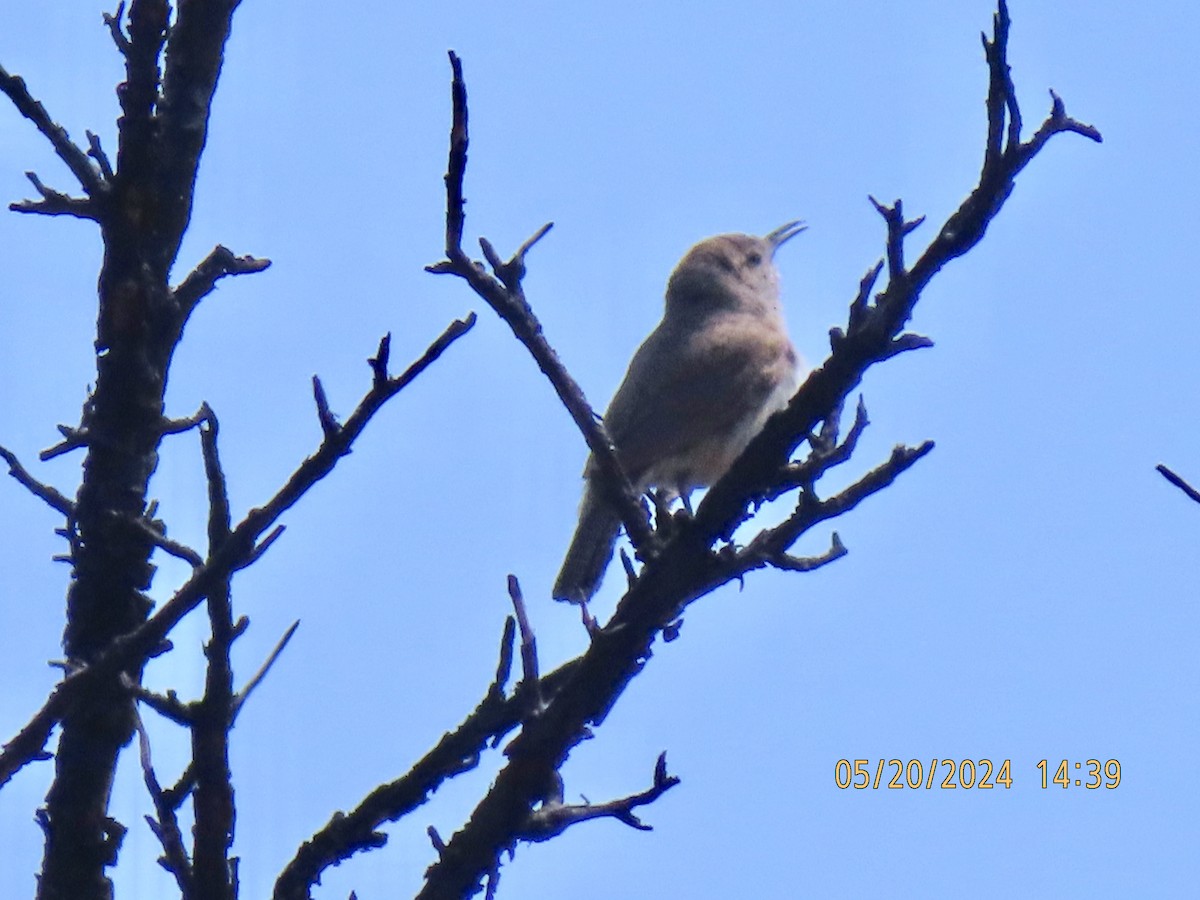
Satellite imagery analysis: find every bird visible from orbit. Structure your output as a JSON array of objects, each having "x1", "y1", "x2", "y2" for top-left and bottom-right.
[{"x1": 553, "y1": 221, "x2": 805, "y2": 603}]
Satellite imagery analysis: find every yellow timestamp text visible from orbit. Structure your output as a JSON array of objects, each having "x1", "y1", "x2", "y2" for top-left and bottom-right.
[
  {"x1": 1036, "y1": 758, "x2": 1122, "y2": 789},
  {"x1": 834, "y1": 759, "x2": 1123, "y2": 790}
]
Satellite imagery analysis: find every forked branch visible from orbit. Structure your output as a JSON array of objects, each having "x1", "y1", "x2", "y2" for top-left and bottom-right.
[
  {"x1": 0, "y1": 317, "x2": 476, "y2": 788},
  {"x1": 417, "y1": 5, "x2": 1099, "y2": 896},
  {"x1": 426, "y1": 52, "x2": 655, "y2": 563}
]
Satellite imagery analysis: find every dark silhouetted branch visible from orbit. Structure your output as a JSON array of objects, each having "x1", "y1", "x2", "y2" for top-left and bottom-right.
[
  {"x1": 0, "y1": 444, "x2": 74, "y2": 515},
  {"x1": 10, "y1": 171, "x2": 97, "y2": 219},
  {"x1": 39, "y1": 424, "x2": 90, "y2": 461},
  {"x1": 103, "y1": 2, "x2": 131, "y2": 55},
  {"x1": 1157, "y1": 464, "x2": 1200, "y2": 506},
  {"x1": 193, "y1": 398, "x2": 237, "y2": 900},
  {"x1": 427, "y1": 51, "x2": 656, "y2": 564},
  {"x1": 0, "y1": 64, "x2": 105, "y2": 197},
  {"x1": 418, "y1": 6, "x2": 1099, "y2": 895},
  {"x1": 129, "y1": 516, "x2": 204, "y2": 568},
  {"x1": 134, "y1": 711, "x2": 195, "y2": 897},
  {"x1": 506, "y1": 575, "x2": 543, "y2": 713},
  {"x1": 0, "y1": 317, "x2": 476, "y2": 790},
  {"x1": 232, "y1": 621, "x2": 299, "y2": 719},
  {"x1": 173, "y1": 245, "x2": 271, "y2": 323},
  {"x1": 522, "y1": 752, "x2": 680, "y2": 840},
  {"x1": 274, "y1": 614, "x2": 525, "y2": 900},
  {"x1": 737, "y1": 442, "x2": 936, "y2": 577},
  {"x1": 124, "y1": 677, "x2": 192, "y2": 726}
]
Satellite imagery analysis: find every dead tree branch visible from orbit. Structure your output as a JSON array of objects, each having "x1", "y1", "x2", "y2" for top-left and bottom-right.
[
  {"x1": 134, "y1": 711, "x2": 195, "y2": 897},
  {"x1": 521, "y1": 753, "x2": 679, "y2": 840},
  {"x1": 0, "y1": 64, "x2": 105, "y2": 199},
  {"x1": 10, "y1": 171, "x2": 97, "y2": 219},
  {"x1": 425, "y1": 52, "x2": 656, "y2": 564},
  {"x1": 173, "y1": 245, "x2": 272, "y2": 324},
  {"x1": 192, "y1": 401, "x2": 237, "y2": 900},
  {"x1": 0, "y1": 317, "x2": 476, "y2": 791},
  {"x1": 0, "y1": 444, "x2": 74, "y2": 516},
  {"x1": 417, "y1": 4, "x2": 1099, "y2": 895},
  {"x1": 1157, "y1": 464, "x2": 1200, "y2": 506},
  {"x1": 274, "y1": 616, "x2": 521, "y2": 899}
]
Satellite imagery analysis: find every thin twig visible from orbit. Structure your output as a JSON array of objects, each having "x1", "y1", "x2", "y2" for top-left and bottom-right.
[
  {"x1": 124, "y1": 676, "x2": 192, "y2": 726},
  {"x1": 232, "y1": 621, "x2": 300, "y2": 718},
  {"x1": 9, "y1": 171, "x2": 97, "y2": 219},
  {"x1": 741, "y1": 441, "x2": 936, "y2": 571},
  {"x1": 0, "y1": 318, "x2": 476, "y2": 788},
  {"x1": 193, "y1": 399, "x2": 238, "y2": 899},
  {"x1": 273, "y1": 615, "x2": 542, "y2": 900},
  {"x1": 522, "y1": 752, "x2": 680, "y2": 839},
  {"x1": 417, "y1": 7, "x2": 1099, "y2": 894},
  {"x1": 86, "y1": 131, "x2": 115, "y2": 181},
  {"x1": 427, "y1": 51, "x2": 655, "y2": 561},
  {"x1": 39, "y1": 424, "x2": 90, "y2": 461},
  {"x1": 134, "y1": 710, "x2": 195, "y2": 896},
  {"x1": 1157, "y1": 464, "x2": 1200, "y2": 506},
  {"x1": 312, "y1": 376, "x2": 340, "y2": 437},
  {"x1": 0, "y1": 444, "x2": 74, "y2": 515},
  {"x1": 173, "y1": 244, "x2": 271, "y2": 321},
  {"x1": 0, "y1": 64, "x2": 105, "y2": 196},
  {"x1": 506, "y1": 575, "x2": 543, "y2": 713},
  {"x1": 128, "y1": 515, "x2": 204, "y2": 568},
  {"x1": 102, "y1": 2, "x2": 131, "y2": 55}
]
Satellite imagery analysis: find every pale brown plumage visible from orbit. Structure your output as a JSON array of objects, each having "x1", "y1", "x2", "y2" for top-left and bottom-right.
[{"x1": 553, "y1": 223, "x2": 805, "y2": 602}]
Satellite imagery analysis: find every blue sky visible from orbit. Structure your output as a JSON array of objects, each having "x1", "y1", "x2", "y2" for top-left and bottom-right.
[{"x1": 1, "y1": 1, "x2": 1197, "y2": 897}]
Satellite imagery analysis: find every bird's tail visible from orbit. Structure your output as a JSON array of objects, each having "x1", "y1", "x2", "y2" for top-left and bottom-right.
[{"x1": 553, "y1": 482, "x2": 622, "y2": 603}]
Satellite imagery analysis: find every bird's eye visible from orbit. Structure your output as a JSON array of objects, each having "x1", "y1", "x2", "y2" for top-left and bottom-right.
[{"x1": 746, "y1": 251, "x2": 763, "y2": 267}]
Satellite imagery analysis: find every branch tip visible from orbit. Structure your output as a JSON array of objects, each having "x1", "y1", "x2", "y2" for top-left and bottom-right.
[
  {"x1": 312, "y1": 376, "x2": 340, "y2": 437},
  {"x1": 369, "y1": 333, "x2": 392, "y2": 384},
  {"x1": 1158, "y1": 464, "x2": 1200, "y2": 506}
]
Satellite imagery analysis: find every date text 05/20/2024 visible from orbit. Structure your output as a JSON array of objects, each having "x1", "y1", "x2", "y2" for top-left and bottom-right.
[{"x1": 833, "y1": 759, "x2": 1122, "y2": 790}]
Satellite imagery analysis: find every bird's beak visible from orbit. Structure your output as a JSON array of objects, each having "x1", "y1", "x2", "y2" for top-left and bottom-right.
[{"x1": 766, "y1": 220, "x2": 807, "y2": 255}]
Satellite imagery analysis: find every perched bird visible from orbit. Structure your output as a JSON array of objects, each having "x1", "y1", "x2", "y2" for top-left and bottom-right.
[{"x1": 553, "y1": 222, "x2": 805, "y2": 603}]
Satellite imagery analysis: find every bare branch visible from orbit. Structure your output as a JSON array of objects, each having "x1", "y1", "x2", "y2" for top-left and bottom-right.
[
  {"x1": 418, "y1": 9, "x2": 1099, "y2": 893},
  {"x1": 0, "y1": 444, "x2": 74, "y2": 515},
  {"x1": 134, "y1": 711, "x2": 195, "y2": 897},
  {"x1": 920, "y1": 2, "x2": 1100, "y2": 281},
  {"x1": 523, "y1": 752, "x2": 680, "y2": 840},
  {"x1": 368, "y1": 333, "x2": 392, "y2": 387},
  {"x1": 129, "y1": 515, "x2": 204, "y2": 568},
  {"x1": 765, "y1": 532, "x2": 848, "y2": 573},
  {"x1": 312, "y1": 376, "x2": 340, "y2": 438},
  {"x1": 102, "y1": 2, "x2": 131, "y2": 55},
  {"x1": 1157, "y1": 464, "x2": 1200, "y2": 506},
  {"x1": 0, "y1": 64, "x2": 105, "y2": 196},
  {"x1": 492, "y1": 617, "x2": 517, "y2": 707},
  {"x1": 427, "y1": 51, "x2": 656, "y2": 563},
  {"x1": 274, "y1": 616, "x2": 542, "y2": 900},
  {"x1": 124, "y1": 676, "x2": 193, "y2": 726},
  {"x1": 232, "y1": 620, "x2": 300, "y2": 718},
  {"x1": 234, "y1": 524, "x2": 285, "y2": 571},
  {"x1": 765, "y1": 395, "x2": 869, "y2": 502},
  {"x1": 173, "y1": 244, "x2": 271, "y2": 321},
  {"x1": 0, "y1": 318, "x2": 476, "y2": 788},
  {"x1": 198, "y1": 402, "x2": 231, "y2": 548},
  {"x1": 869, "y1": 196, "x2": 922, "y2": 285},
  {"x1": 738, "y1": 441, "x2": 936, "y2": 575},
  {"x1": 839, "y1": 260, "x2": 883, "y2": 342},
  {"x1": 506, "y1": 575, "x2": 543, "y2": 713},
  {"x1": 86, "y1": 131, "x2": 115, "y2": 181},
  {"x1": 39, "y1": 424, "x2": 90, "y2": 461},
  {"x1": 162, "y1": 405, "x2": 212, "y2": 436},
  {"x1": 9, "y1": 171, "x2": 97, "y2": 219}
]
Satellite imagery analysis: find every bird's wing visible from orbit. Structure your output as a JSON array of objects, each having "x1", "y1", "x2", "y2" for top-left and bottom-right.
[{"x1": 599, "y1": 314, "x2": 794, "y2": 486}]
